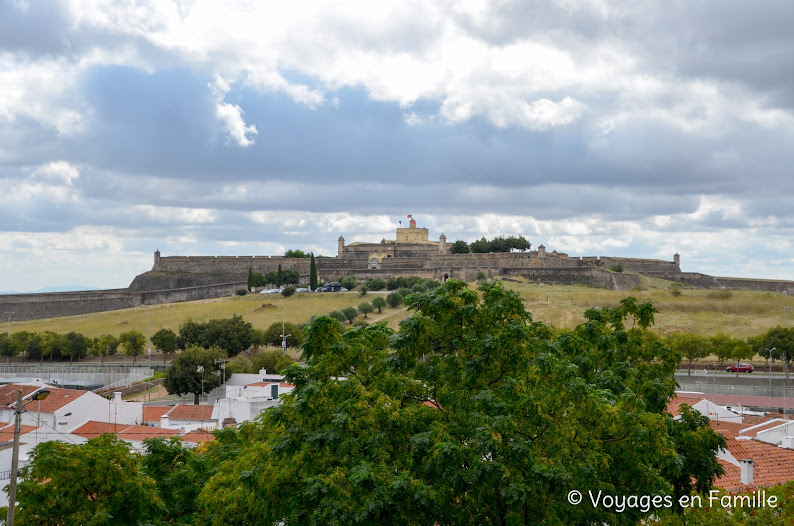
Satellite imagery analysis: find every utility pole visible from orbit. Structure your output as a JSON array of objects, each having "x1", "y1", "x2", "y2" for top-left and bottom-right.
[
  {"x1": 147, "y1": 306, "x2": 152, "y2": 369},
  {"x1": 281, "y1": 308, "x2": 290, "y2": 357},
  {"x1": 4, "y1": 311, "x2": 13, "y2": 338},
  {"x1": 785, "y1": 305, "x2": 789, "y2": 328}
]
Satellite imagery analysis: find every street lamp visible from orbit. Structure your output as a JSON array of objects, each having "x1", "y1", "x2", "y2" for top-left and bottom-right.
[
  {"x1": 768, "y1": 347, "x2": 777, "y2": 397},
  {"x1": 281, "y1": 308, "x2": 290, "y2": 357},
  {"x1": 7, "y1": 388, "x2": 50, "y2": 526}
]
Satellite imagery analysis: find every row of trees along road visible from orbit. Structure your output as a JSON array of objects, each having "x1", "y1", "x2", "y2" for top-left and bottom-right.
[
  {"x1": 0, "y1": 329, "x2": 149, "y2": 364},
  {"x1": 668, "y1": 326, "x2": 794, "y2": 376},
  {"x1": 12, "y1": 280, "x2": 729, "y2": 525}
]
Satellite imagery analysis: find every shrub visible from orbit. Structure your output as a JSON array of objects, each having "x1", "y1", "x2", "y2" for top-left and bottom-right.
[
  {"x1": 358, "y1": 285, "x2": 368, "y2": 296},
  {"x1": 708, "y1": 289, "x2": 733, "y2": 299},
  {"x1": 281, "y1": 285, "x2": 296, "y2": 297},
  {"x1": 352, "y1": 319, "x2": 369, "y2": 327},
  {"x1": 236, "y1": 289, "x2": 248, "y2": 296},
  {"x1": 669, "y1": 284, "x2": 682, "y2": 297},
  {"x1": 475, "y1": 271, "x2": 486, "y2": 281},
  {"x1": 365, "y1": 278, "x2": 386, "y2": 291},
  {"x1": 387, "y1": 292, "x2": 403, "y2": 308},
  {"x1": 340, "y1": 276, "x2": 357, "y2": 290},
  {"x1": 328, "y1": 311, "x2": 346, "y2": 322},
  {"x1": 398, "y1": 287, "x2": 412, "y2": 298},
  {"x1": 608, "y1": 264, "x2": 623, "y2": 273},
  {"x1": 386, "y1": 278, "x2": 401, "y2": 290}
]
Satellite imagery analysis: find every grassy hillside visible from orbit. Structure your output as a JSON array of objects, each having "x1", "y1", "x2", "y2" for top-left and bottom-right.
[
  {"x1": 10, "y1": 276, "x2": 790, "y2": 341},
  {"x1": 503, "y1": 276, "x2": 789, "y2": 338},
  {"x1": 11, "y1": 291, "x2": 411, "y2": 339}
]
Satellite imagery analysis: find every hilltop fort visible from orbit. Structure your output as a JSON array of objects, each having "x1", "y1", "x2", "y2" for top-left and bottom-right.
[{"x1": 2, "y1": 217, "x2": 793, "y2": 321}]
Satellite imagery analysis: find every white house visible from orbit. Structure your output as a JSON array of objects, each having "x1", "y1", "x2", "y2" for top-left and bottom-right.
[{"x1": 0, "y1": 384, "x2": 143, "y2": 434}]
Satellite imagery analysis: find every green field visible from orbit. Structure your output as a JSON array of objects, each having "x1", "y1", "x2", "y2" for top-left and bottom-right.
[{"x1": 11, "y1": 276, "x2": 791, "y2": 343}]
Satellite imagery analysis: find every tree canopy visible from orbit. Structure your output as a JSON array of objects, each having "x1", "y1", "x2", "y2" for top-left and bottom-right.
[
  {"x1": 164, "y1": 344, "x2": 227, "y2": 404},
  {"x1": 15, "y1": 434, "x2": 163, "y2": 525},
  {"x1": 196, "y1": 280, "x2": 725, "y2": 525}
]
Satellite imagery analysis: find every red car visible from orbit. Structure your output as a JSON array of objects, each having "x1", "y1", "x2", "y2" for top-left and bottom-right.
[{"x1": 726, "y1": 364, "x2": 754, "y2": 373}]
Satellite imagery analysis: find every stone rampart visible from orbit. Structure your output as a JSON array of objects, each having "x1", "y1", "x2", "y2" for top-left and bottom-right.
[
  {"x1": 0, "y1": 290, "x2": 136, "y2": 322},
  {"x1": 713, "y1": 277, "x2": 794, "y2": 295},
  {"x1": 155, "y1": 255, "x2": 310, "y2": 276},
  {"x1": 501, "y1": 267, "x2": 641, "y2": 290},
  {"x1": 129, "y1": 272, "x2": 237, "y2": 292},
  {"x1": 138, "y1": 282, "x2": 247, "y2": 305}
]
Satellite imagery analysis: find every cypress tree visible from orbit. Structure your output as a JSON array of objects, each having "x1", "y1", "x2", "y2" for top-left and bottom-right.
[
  {"x1": 247, "y1": 267, "x2": 254, "y2": 290},
  {"x1": 310, "y1": 253, "x2": 318, "y2": 290},
  {"x1": 277, "y1": 264, "x2": 283, "y2": 287}
]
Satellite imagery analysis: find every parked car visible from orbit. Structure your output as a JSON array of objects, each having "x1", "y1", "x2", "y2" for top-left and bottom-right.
[
  {"x1": 318, "y1": 282, "x2": 345, "y2": 292},
  {"x1": 259, "y1": 288, "x2": 281, "y2": 294},
  {"x1": 725, "y1": 364, "x2": 754, "y2": 373}
]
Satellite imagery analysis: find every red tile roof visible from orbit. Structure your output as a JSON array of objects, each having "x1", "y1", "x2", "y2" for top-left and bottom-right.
[
  {"x1": 71, "y1": 421, "x2": 132, "y2": 439},
  {"x1": 0, "y1": 384, "x2": 87, "y2": 413},
  {"x1": 143, "y1": 405, "x2": 173, "y2": 423},
  {"x1": 166, "y1": 404, "x2": 214, "y2": 421},
  {"x1": 716, "y1": 438, "x2": 794, "y2": 492},
  {"x1": 117, "y1": 425, "x2": 180, "y2": 441},
  {"x1": 180, "y1": 430, "x2": 215, "y2": 443},
  {"x1": 71, "y1": 420, "x2": 180, "y2": 441},
  {"x1": 0, "y1": 424, "x2": 40, "y2": 441},
  {"x1": 666, "y1": 395, "x2": 705, "y2": 417}
]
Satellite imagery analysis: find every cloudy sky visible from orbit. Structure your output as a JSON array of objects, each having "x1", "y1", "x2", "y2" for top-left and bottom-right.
[{"x1": 1, "y1": 0, "x2": 793, "y2": 292}]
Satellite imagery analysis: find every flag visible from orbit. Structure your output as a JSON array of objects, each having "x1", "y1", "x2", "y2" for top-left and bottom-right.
[{"x1": 407, "y1": 214, "x2": 412, "y2": 218}]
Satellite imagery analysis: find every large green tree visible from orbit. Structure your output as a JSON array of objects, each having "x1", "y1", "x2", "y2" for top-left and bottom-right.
[
  {"x1": 666, "y1": 332, "x2": 711, "y2": 375},
  {"x1": 151, "y1": 327, "x2": 179, "y2": 364},
  {"x1": 14, "y1": 434, "x2": 163, "y2": 526},
  {"x1": 261, "y1": 321, "x2": 305, "y2": 349},
  {"x1": 119, "y1": 329, "x2": 146, "y2": 365},
  {"x1": 178, "y1": 315, "x2": 254, "y2": 357},
  {"x1": 197, "y1": 281, "x2": 725, "y2": 525},
  {"x1": 164, "y1": 345, "x2": 227, "y2": 404},
  {"x1": 91, "y1": 334, "x2": 119, "y2": 364}
]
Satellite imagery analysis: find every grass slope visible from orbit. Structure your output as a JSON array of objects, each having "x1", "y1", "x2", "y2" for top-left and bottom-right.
[{"x1": 11, "y1": 278, "x2": 790, "y2": 341}]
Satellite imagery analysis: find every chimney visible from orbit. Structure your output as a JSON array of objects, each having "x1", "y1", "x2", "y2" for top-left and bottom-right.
[
  {"x1": 113, "y1": 392, "x2": 122, "y2": 403},
  {"x1": 740, "y1": 459, "x2": 754, "y2": 485},
  {"x1": 160, "y1": 415, "x2": 170, "y2": 428}
]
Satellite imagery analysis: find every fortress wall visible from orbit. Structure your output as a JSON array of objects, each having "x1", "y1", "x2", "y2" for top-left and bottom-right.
[
  {"x1": 155, "y1": 256, "x2": 310, "y2": 275},
  {"x1": 129, "y1": 273, "x2": 239, "y2": 292},
  {"x1": 0, "y1": 290, "x2": 136, "y2": 321},
  {"x1": 139, "y1": 282, "x2": 248, "y2": 304},
  {"x1": 320, "y1": 267, "x2": 437, "y2": 282},
  {"x1": 713, "y1": 277, "x2": 794, "y2": 294},
  {"x1": 501, "y1": 267, "x2": 633, "y2": 290},
  {"x1": 598, "y1": 257, "x2": 680, "y2": 273}
]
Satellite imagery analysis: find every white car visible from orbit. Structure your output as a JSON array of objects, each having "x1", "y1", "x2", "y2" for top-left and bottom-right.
[{"x1": 259, "y1": 288, "x2": 281, "y2": 294}]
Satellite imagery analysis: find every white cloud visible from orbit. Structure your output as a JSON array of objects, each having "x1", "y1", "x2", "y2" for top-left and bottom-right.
[
  {"x1": 31, "y1": 161, "x2": 80, "y2": 185},
  {"x1": 210, "y1": 76, "x2": 257, "y2": 147}
]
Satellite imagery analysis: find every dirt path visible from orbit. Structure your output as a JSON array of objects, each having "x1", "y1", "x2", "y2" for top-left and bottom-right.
[{"x1": 126, "y1": 385, "x2": 171, "y2": 403}]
